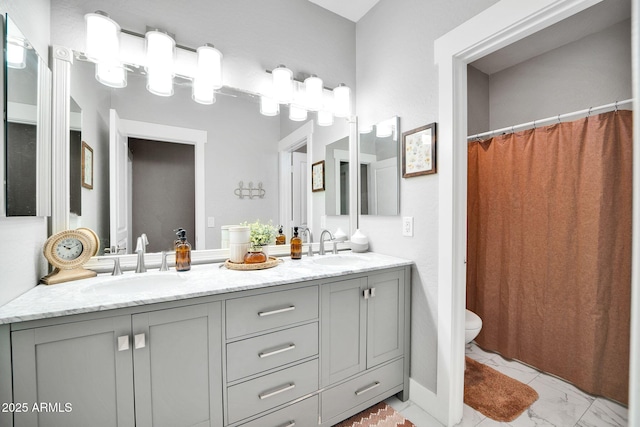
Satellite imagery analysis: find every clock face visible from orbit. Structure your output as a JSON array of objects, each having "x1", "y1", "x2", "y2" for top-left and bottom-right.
[{"x1": 55, "y1": 237, "x2": 84, "y2": 261}]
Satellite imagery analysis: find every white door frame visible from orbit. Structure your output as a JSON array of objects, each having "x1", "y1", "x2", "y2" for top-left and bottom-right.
[
  {"x1": 431, "y1": 1, "x2": 639, "y2": 425},
  {"x1": 120, "y1": 118, "x2": 207, "y2": 250}
]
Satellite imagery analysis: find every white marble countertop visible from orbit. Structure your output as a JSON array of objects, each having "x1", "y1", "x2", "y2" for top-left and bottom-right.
[{"x1": 0, "y1": 252, "x2": 412, "y2": 325}]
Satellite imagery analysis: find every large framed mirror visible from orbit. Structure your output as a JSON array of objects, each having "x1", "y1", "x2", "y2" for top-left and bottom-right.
[
  {"x1": 3, "y1": 14, "x2": 51, "y2": 217},
  {"x1": 51, "y1": 50, "x2": 356, "y2": 257}
]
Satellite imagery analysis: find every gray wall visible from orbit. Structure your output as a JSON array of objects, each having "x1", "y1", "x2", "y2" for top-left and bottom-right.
[
  {"x1": 0, "y1": 0, "x2": 50, "y2": 306},
  {"x1": 488, "y1": 19, "x2": 632, "y2": 130},
  {"x1": 467, "y1": 66, "x2": 490, "y2": 136}
]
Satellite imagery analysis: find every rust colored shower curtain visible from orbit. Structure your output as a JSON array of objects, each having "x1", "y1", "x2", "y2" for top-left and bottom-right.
[{"x1": 466, "y1": 110, "x2": 632, "y2": 404}]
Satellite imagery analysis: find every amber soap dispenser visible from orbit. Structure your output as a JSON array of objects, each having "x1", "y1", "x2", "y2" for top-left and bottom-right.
[
  {"x1": 175, "y1": 229, "x2": 191, "y2": 271},
  {"x1": 290, "y1": 227, "x2": 302, "y2": 260}
]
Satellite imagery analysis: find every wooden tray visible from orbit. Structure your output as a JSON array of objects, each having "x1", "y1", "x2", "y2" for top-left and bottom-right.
[{"x1": 224, "y1": 256, "x2": 282, "y2": 271}]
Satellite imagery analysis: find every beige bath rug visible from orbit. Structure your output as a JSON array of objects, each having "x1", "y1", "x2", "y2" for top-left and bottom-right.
[
  {"x1": 333, "y1": 402, "x2": 415, "y2": 426},
  {"x1": 464, "y1": 357, "x2": 539, "y2": 422}
]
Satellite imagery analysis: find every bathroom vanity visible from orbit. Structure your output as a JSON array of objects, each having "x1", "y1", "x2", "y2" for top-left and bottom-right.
[{"x1": 0, "y1": 252, "x2": 411, "y2": 427}]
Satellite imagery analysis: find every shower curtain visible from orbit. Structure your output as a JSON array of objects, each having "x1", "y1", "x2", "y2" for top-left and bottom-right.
[{"x1": 466, "y1": 110, "x2": 632, "y2": 404}]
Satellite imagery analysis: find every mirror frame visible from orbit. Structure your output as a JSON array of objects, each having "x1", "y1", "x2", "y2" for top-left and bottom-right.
[{"x1": 51, "y1": 45, "x2": 359, "y2": 266}]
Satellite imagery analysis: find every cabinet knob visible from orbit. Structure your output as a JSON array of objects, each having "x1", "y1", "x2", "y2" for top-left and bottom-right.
[
  {"x1": 370, "y1": 287, "x2": 376, "y2": 298},
  {"x1": 363, "y1": 289, "x2": 370, "y2": 299},
  {"x1": 134, "y1": 333, "x2": 146, "y2": 349},
  {"x1": 117, "y1": 335, "x2": 129, "y2": 351}
]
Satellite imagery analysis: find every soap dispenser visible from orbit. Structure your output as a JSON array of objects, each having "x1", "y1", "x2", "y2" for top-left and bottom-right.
[
  {"x1": 276, "y1": 226, "x2": 286, "y2": 245},
  {"x1": 175, "y1": 229, "x2": 191, "y2": 271},
  {"x1": 290, "y1": 227, "x2": 302, "y2": 260}
]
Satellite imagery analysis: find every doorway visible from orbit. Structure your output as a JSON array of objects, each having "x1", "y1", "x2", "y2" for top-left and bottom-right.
[{"x1": 128, "y1": 138, "x2": 195, "y2": 253}]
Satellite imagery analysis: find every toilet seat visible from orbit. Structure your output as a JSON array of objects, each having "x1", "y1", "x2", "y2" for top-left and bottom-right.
[{"x1": 465, "y1": 309, "x2": 482, "y2": 329}]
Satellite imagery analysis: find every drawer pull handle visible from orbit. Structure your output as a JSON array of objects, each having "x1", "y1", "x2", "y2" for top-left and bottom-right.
[
  {"x1": 258, "y1": 306, "x2": 296, "y2": 317},
  {"x1": 355, "y1": 381, "x2": 381, "y2": 396},
  {"x1": 277, "y1": 422, "x2": 295, "y2": 427},
  {"x1": 259, "y1": 344, "x2": 296, "y2": 358},
  {"x1": 259, "y1": 383, "x2": 295, "y2": 400}
]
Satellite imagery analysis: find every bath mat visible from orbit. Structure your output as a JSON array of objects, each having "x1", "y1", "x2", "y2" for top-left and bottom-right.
[
  {"x1": 464, "y1": 357, "x2": 539, "y2": 422},
  {"x1": 333, "y1": 402, "x2": 415, "y2": 427}
]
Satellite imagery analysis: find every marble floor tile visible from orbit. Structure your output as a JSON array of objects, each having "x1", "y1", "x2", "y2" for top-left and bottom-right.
[
  {"x1": 576, "y1": 398, "x2": 628, "y2": 427},
  {"x1": 484, "y1": 353, "x2": 540, "y2": 385},
  {"x1": 385, "y1": 397, "x2": 444, "y2": 427},
  {"x1": 466, "y1": 342, "x2": 496, "y2": 364},
  {"x1": 454, "y1": 404, "x2": 487, "y2": 427}
]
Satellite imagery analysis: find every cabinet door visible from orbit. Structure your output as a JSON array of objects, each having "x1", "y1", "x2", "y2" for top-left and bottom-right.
[
  {"x1": 321, "y1": 277, "x2": 367, "y2": 386},
  {"x1": 12, "y1": 316, "x2": 134, "y2": 427},
  {"x1": 132, "y1": 302, "x2": 222, "y2": 427},
  {"x1": 366, "y1": 270, "x2": 405, "y2": 368}
]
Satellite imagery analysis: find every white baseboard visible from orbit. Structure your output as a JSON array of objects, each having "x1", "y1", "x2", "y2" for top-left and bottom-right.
[{"x1": 409, "y1": 378, "x2": 449, "y2": 426}]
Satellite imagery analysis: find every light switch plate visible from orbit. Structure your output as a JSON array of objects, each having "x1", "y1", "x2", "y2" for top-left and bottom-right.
[
  {"x1": 207, "y1": 217, "x2": 215, "y2": 228},
  {"x1": 402, "y1": 216, "x2": 414, "y2": 237}
]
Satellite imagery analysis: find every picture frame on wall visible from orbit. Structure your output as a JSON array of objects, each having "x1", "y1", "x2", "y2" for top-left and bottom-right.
[
  {"x1": 311, "y1": 160, "x2": 325, "y2": 192},
  {"x1": 402, "y1": 122, "x2": 437, "y2": 177},
  {"x1": 81, "y1": 141, "x2": 94, "y2": 189}
]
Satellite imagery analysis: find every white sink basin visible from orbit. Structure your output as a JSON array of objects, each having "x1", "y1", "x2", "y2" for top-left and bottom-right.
[
  {"x1": 312, "y1": 255, "x2": 368, "y2": 266},
  {"x1": 82, "y1": 273, "x2": 187, "y2": 295}
]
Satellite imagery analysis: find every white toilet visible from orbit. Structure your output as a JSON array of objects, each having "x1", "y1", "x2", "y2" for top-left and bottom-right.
[{"x1": 465, "y1": 309, "x2": 482, "y2": 344}]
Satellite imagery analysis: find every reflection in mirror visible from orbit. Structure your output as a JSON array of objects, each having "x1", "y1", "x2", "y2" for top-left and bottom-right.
[
  {"x1": 68, "y1": 55, "x2": 347, "y2": 254},
  {"x1": 358, "y1": 116, "x2": 399, "y2": 215},
  {"x1": 69, "y1": 98, "x2": 82, "y2": 220},
  {"x1": 4, "y1": 16, "x2": 42, "y2": 216}
]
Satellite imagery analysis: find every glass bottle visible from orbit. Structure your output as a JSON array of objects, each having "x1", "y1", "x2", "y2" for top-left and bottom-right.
[
  {"x1": 290, "y1": 227, "x2": 302, "y2": 260},
  {"x1": 244, "y1": 247, "x2": 267, "y2": 264},
  {"x1": 175, "y1": 229, "x2": 191, "y2": 271},
  {"x1": 276, "y1": 226, "x2": 286, "y2": 245}
]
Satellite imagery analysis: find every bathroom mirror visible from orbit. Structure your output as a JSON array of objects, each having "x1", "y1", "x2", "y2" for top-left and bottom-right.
[
  {"x1": 3, "y1": 15, "x2": 51, "y2": 217},
  {"x1": 64, "y1": 56, "x2": 349, "y2": 254},
  {"x1": 358, "y1": 116, "x2": 400, "y2": 215}
]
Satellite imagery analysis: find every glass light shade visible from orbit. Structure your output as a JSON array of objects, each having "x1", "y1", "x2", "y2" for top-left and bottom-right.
[
  {"x1": 272, "y1": 65, "x2": 293, "y2": 104},
  {"x1": 260, "y1": 96, "x2": 280, "y2": 116},
  {"x1": 146, "y1": 69, "x2": 174, "y2": 96},
  {"x1": 333, "y1": 84, "x2": 351, "y2": 118},
  {"x1": 145, "y1": 30, "x2": 175, "y2": 96},
  {"x1": 375, "y1": 122, "x2": 394, "y2": 138},
  {"x1": 317, "y1": 110, "x2": 334, "y2": 126},
  {"x1": 192, "y1": 44, "x2": 223, "y2": 104},
  {"x1": 304, "y1": 75, "x2": 323, "y2": 111},
  {"x1": 359, "y1": 124, "x2": 373, "y2": 134},
  {"x1": 6, "y1": 39, "x2": 26, "y2": 69},
  {"x1": 85, "y1": 12, "x2": 120, "y2": 63},
  {"x1": 95, "y1": 63, "x2": 127, "y2": 88},
  {"x1": 289, "y1": 105, "x2": 308, "y2": 122}
]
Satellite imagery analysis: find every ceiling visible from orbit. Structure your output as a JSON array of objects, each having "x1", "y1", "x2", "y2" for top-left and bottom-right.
[
  {"x1": 471, "y1": 0, "x2": 631, "y2": 75},
  {"x1": 308, "y1": 0, "x2": 380, "y2": 22}
]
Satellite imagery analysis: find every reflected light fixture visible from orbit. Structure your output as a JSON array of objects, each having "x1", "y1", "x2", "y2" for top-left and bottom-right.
[
  {"x1": 95, "y1": 63, "x2": 127, "y2": 88},
  {"x1": 333, "y1": 83, "x2": 351, "y2": 118},
  {"x1": 192, "y1": 43, "x2": 222, "y2": 104},
  {"x1": 359, "y1": 124, "x2": 373, "y2": 134},
  {"x1": 272, "y1": 65, "x2": 293, "y2": 104},
  {"x1": 145, "y1": 30, "x2": 175, "y2": 96},
  {"x1": 289, "y1": 105, "x2": 308, "y2": 121},
  {"x1": 317, "y1": 110, "x2": 334, "y2": 127},
  {"x1": 6, "y1": 37, "x2": 26, "y2": 69},
  {"x1": 304, "y1": 74, "x2": 323, "y2": 111},
  {"x1": 260, "y1": 96, "x2": 280, "y2": 116},
  {"x1": 375, "y1": 120, "x2": 394, "y2": 138}
]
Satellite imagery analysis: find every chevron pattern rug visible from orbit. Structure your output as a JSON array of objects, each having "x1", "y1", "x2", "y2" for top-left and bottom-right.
[{"x1": 334, "y1": 402, "x2": 415, "y2": 427}]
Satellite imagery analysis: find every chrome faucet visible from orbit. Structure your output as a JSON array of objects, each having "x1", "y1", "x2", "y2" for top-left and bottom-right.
[
  {"x1": 300, "y1": 227, "x2": 314, "y2": 257},
  {"x1": 319, "y1": 229, "x2": 335, "y2": 255},
  {"x1": 135, "y1": 233, "x2": 149, "y2": 273}
]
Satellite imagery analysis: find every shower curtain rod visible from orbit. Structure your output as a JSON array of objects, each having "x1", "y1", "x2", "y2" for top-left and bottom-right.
[{"x1": 467, "y1": 98, "x2": 633, "y2": 141}]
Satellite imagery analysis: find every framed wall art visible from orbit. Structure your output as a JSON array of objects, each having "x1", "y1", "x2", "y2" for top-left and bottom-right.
[
  {"x1": 402, "y1": 122, "x2": 437, "y2": 177},
  {"x1": 81, "y1": 141, "x2": 94, "y2": 189},
  {"x1": 312, "y1": 160, "x2": 325, "y2": 192}
]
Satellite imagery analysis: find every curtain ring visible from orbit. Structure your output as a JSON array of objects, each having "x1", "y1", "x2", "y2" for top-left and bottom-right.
[
  {"x1": 532, "y1": 120, "x2": 536, "y2": 129},
  {"x1": 511, "y1": 126, "x2": 515, "y2": 134},
  {"x1": 588, "y1": 106, "x2": 593, "y2": 117},
  {"x1": 615, "y1": 101, "x2": 619, "y2": 112},
  {"x1": 557, "y1": 114, "x2": 561, "y2": 124}
]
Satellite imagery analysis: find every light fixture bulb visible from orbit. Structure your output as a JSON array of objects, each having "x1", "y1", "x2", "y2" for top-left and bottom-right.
[
  {"x1": 260, "y1": 96, "x2": 280, "y2": 116},
  {"x1": 6, "y1": 38, "x2": 26, "y2": 69},
  {"x1": 85, "y1": 11, "x2": 120, "y2": 64},
  {"x1": 95, "y1": 63, "x2": 127, "y2": 88},
  {"x1": 289, "y1": 105, "x2": 308, "y2": 122},
  {"x1": 333, "y1": 84, "x2": 351, "y2": 118},
  {"x1": 272, "y1": 65, "x2": 293, "y2": 104},
  {"x1": 304, "y1": 75, "x2": 323, "y2": 111},
  {"x1": 317, "y1": 110, "x2": 334, "y2": 127},
  {"x1": 145, "y1": 30, "x2": 176, "y2": 96},
  {"x1": 192, "y1": 44, "x2": 222, "y2": 104}
]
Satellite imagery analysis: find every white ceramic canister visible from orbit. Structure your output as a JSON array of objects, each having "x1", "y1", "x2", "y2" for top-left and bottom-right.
[
  {"x1": 228, "y1": 226, "x2": 250, "y2": 244},
  {"x1": 229, "y1": 242, "x2": 250, "y2": 263}
]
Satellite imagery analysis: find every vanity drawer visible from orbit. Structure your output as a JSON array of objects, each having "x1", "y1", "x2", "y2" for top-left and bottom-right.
[
  {"x1": 321, "y1": 358, "x2": 403, "y2": 422},
  {"x1": 227, "y1": 322, "x2": 318, "y2": 381},
  {"x1": 227, "y1": 359, "x2": 319, "y2": 424},
  {"x1": 237, "y1": 395, "x2": 318, "y2": 427},
  {"x1": 226, "y1": 286, "x2": 319, "y2": 338}
]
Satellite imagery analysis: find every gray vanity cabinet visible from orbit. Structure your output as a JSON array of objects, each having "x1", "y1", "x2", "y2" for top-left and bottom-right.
[
  {"x1": 11, "y1": 302, "x2": 223, "y2": 427},
  {"x1": 321, "y1": 269, "x2": 405, "y2": 386}
]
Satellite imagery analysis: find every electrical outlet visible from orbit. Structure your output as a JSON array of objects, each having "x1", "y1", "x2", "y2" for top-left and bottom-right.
[
  {"x1": 402, "y1": 216, "x2": 414, "y2": 237},
  {"x1": 207, "y1": 217, "x2": 215, "y2": 228}
]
